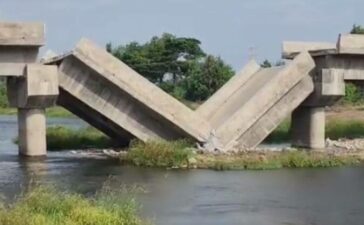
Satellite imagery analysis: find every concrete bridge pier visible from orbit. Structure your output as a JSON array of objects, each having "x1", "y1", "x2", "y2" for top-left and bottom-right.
[
  {"x1": 18, "y1": 108, "x2": 47, "y2": 156},
  {"x1": 0, "y1": 22, "x2": 58, "y2": 157},
  {"x1": 291, "y1": 106, "x2": 325, "y2": 149}
]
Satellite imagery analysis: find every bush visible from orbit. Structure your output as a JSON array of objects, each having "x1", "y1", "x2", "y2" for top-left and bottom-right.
[
  {"x1": 344, "y1": 83, "x2": 363, "y2": 105},
  {"x1": 46, "y1": 126, "x2": 115, "y2": 150},
  {"x1": 0, "y1": 81, "x2": 9, "y2": 108},
  {"x1": 0, "y1": 186, "x2": 144, "y2": 225},
  {"x1": 124, "y1": 140, "x2": 193, "y2": 168}
]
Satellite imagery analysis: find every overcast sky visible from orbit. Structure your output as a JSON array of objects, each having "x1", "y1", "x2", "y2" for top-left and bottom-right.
[{"x1": 0, "y1": 0, "x2": 362, "y2": 69}]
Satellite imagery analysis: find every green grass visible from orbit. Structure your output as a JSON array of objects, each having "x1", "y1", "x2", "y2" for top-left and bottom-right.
[
  {"x1": 195, "y1": 150, "x2": 361, "y2": 171},
  {"x1": 120, "y1": 140, "x2": 363, "y2": 170},
  {"x1": 0, "y1": 107, "x2": 74, "y2": 118},
  {"x1": 46, "y1": 126, "x2": 115, "y2": 150},
  {"x1": 265, "y1": 120, "x2": 364, "y2": 143},
  {"x1": 121, "y1": 140, "x2": 193, "y2": 168},
  {"x1": 0, "y1": 186, "x2": 145, "y2": 225}
]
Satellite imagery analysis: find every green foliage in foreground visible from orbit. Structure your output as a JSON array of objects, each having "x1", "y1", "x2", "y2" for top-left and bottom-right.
[
  {"x1": 46, "y1": 126, "x2": 114, "y2": 150},
  {"x1": 123, "y1": 140, "x2": 193, "y2": 168},
  {"x1": 266, "y1": 120, "x2": 364, "y2": 143},
  {"x1": 0, "y1": 186, "x2": 144, "y2": 225}
]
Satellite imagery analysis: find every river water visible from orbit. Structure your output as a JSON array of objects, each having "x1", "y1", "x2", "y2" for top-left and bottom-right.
[{"x1": 0, "y1": 115, "x2": 364, "y2": 225}]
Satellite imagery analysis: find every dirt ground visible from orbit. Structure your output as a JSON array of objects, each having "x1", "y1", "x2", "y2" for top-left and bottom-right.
[{"x1": 326, "y1": 105, "x2": 364, "y2": 122}]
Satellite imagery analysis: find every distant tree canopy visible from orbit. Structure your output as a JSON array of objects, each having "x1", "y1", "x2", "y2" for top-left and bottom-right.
[
  {"x1": 260, "y1": 59, "x2": 285, "y2": 68},
  {"x1": 107, "y1": 33, "x2": 234, "y2": 101},
  {"x1": 351, "y1": 24, "x2": 364, "y2": 34}
]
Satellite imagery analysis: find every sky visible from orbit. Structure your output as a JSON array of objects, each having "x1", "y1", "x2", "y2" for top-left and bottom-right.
[{"x1": 0, "y1": 0, "x2": 363, "y2": 70}]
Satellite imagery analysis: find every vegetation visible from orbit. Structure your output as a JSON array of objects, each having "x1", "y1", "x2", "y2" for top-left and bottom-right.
[
  {"x1": 351, "y1": 24, "x2": 364, "y2": 34},
  {"x1": 198, "y1": 151, "x2": 361, "y2": 171},
  {"x1": 123, "y1": 140, "x2": 193, "y2": 168},
  {"x1": 46, "y1": 126, "x2": 114, "y2": 150},
  {"x1": 343, "y1": 82, "x2": 364, "y2": 105},
  {"x1": 0, "y1": 79, "x2": 8, "y2": 108},
  {"x1": 0, "y1": 186, "x2": 145, "y2": 225},
  {"x1": 107, "y1": 33, "x2": 234, "y2": 101},
  {"x1": 120, "y1": 140, "x2": 362, "y2": 170}
]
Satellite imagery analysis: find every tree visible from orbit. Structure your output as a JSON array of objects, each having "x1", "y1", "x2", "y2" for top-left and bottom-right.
[
  {"x1": 261, "y1": 59, "x2": 272, "y2": 68},
  {"x1": 351, "y1": 24, "x2": 364, "y2": 34},
  {"x1": 107, "y1": 33, "x2": 205, "y2": 83},
  {"x1": 107, "y1": 34, "x2": 235, "y2": 101},
  {"x1": 182, "y1": 55, "x2": 234, "y2": 101}
]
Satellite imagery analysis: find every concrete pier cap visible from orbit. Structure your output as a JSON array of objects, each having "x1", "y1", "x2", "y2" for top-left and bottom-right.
[{"x1": 0, "y1": 21, "x2": 56, "y2": 157}]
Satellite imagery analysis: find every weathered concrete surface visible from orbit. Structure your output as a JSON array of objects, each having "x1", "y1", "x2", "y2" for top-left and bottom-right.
[
  {"x1": 0, "y1": 63, "x2": 25, "y2": 76},
  {"x1": 302, "y1": 67, "x2": 346, "y2": 107},
  {"x1": 18, "y1": 108, "x2": 47, "y2": 156},
  {"x1": 0, "y1": 22, "x2": 52, "y2": 157},
  {"x1": 213, "y1": 52, "x2": 315, "y2": 151},
  {"x1": 196, "y1": 60, "x2": 260, "y2": 128},
  {"x1": 48, "y1": 39, "x2": 211, "y2": 144},
  {"x1": 338, "y1": 34, "x2": 364, "y2": 54},
  {"x1": 282, "y1": 41, "x2": 336, "y2": 59},
  {"x1": 237, "y1": 75, "x2": 314, "y2": 149},
  {"x1": 0, "y1": 22, "x2": 44, "y2": 46},
  {"x1": 291, "y1": 107, "x2": 325, "y2": 149},
  {"x1": 8, "y1": 64, "x2": 58, "y2": 108}
]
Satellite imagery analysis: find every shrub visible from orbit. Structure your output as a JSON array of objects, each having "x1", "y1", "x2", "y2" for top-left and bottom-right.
[
  {"x1": 0, "y1": 186, "x2": 144, "y2": 225},
  {"x1": 46, "y1": 126, "x2": 114, "y2": 150},
  {"x1": 124, "y1": 140, "x2": 193, "y2": 168}
]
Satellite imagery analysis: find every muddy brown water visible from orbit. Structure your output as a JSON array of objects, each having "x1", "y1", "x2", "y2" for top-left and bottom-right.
[{"x1": 0, "y1": 115, "x2": 363, "y2": 225}]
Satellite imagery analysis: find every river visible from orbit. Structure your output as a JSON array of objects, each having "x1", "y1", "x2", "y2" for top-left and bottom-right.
[{"x1": 0, "y1": 115, "x2": 363, "y2": 225}]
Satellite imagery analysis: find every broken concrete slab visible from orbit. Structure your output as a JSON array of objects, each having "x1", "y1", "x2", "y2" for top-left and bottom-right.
[
  {"x1": 196, "y1": 59, "x2": 261, "y2": 128},
  {"x1": 47, "y1": 38, "x2": 211, "y2": 144},
  {"x1": 237, "y1": 75, "x2": 314, "y2": 149},
  {"x1": 214, "y1": 51, "x2": 315, "y2": 151}
]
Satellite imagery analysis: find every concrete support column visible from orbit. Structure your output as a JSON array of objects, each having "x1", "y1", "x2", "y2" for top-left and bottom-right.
[
  {"x1": 18, "y1": 108, "x2": 46, "y2": 157},
  {"x1": 291, "y1": 106, "x2": 325, "y2": 149}
]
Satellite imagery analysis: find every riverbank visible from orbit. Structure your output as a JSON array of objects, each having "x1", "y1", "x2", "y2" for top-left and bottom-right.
[
  {"x1": 0, "y1": 186, "x2": 146, "y2": 225},
  {"x1": 112, "y1": 140, "x2": 364, "y2": 170},
  {"x1": 0, "y1": 106, "x2": 73, "y2": 118}
]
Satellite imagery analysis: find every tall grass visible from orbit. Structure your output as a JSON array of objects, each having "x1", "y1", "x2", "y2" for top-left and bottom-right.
[
  {"x1": 46, "y1": 126, "x2": 115, "y2": 150},
  {"x1": 196, "y1": 151, "x2": 361, "y2": 171},
  {"x1": 122, "y1": 140, "x2": 193, "y2": 168},
  {"x1": 0, "y1": 186, "x2": 145, "y2": 225}
]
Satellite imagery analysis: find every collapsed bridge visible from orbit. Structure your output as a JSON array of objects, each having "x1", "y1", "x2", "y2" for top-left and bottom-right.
[{"x1": 1, "y1": 21, "x2": 364, "y2": 157}]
